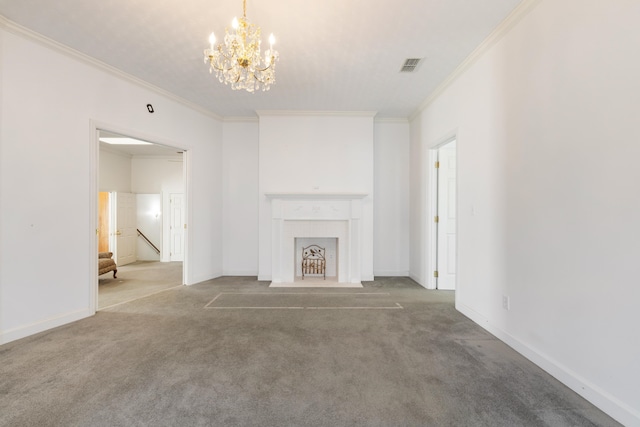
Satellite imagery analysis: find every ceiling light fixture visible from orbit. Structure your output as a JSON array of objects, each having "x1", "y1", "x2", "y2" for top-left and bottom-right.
[
  {"x1": 100, "y1": 137, "x2": 152, "y2": 145},
  {"x1": 203, "y1": 0, "x2": 279, "y2": 92}
]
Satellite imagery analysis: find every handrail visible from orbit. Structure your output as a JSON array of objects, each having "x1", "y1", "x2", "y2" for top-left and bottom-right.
[{"x1": 136, "y1": 228, "x2": 160, "y2": 254}]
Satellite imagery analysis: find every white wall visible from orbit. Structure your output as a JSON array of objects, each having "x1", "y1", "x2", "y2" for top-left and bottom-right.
[
  {"x1": 410, "y1": 0, "x2": 640, "y2": 424},
  {"x1": 257, "y1": 113, "x2": 375, "y2": 281},
  {"x1": 0, "y1": 26, "x2": 223, "y2": 344},
  {"x1": 222, "y1": 120, "x2": 259, "y2": 275},
  {"x1": 132, "y1": 156, "x2": 185, "y2": 263},
  {"x1": 99, "y1": 149, "x2": 131, "y2": 192},
  {"x1": 222, "y1": 118, "x2": 410, "y2": 279},
  {"x1": 409, "y1": 116, "x2": 427, "y2": 284},
  {"x1": 136, "y1": 193, "x2": 162, "y2": 261},
  {"x1": 131, "y1": 156, "x2": 183, "y2": 194},
  {"x1": 374, "y1": 120, "x2": 410, "y2": 276}
]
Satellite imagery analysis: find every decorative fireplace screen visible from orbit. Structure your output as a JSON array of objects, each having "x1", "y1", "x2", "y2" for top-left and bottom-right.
[{"x1": 301, "y1": 245, "x2": 326, "y2": 280}]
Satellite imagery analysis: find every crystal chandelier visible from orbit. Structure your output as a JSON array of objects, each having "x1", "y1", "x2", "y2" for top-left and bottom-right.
[{"x1": 203, "y1": 0, "x2": 279, "y2": 92}]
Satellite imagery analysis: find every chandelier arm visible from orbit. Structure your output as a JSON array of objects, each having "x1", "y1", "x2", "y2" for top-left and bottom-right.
[
  {"x1": 210, "y1": 62, "x2": 235, "y2": 72},
  {"x1": 254, "y1": 61, "x2": 275, "y2": 73},
  {"x1": 208, "y1": 44, "x2": 249, "y2": 71},
  {"x1": 215, "y1": 50, "x2": 238, "y2": 64},
  {"x1": 251, "y1": 70, "x2": 273, "y2": 84},
  {"x1": 207, "y1": 54, "x2": 235, "y2": 72}
]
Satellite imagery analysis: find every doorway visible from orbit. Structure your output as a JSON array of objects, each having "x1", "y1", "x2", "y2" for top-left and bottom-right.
[
  {"x1": 95, "y1": 129, "x2": 188, "y2": 310},
  {"x1": 430, "y1": 139, "x2": 457, "y2": 290}
]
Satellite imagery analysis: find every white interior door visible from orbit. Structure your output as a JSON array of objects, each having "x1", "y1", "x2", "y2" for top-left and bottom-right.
[
  {"x1": 116, "y1": 192, "x2": 137, "y2": 266},
  {"x1": 436, "y1": 141, "x2": 457, "y2": 290},
  {"x1": 169, "y1": 193, "x2": 184, "y2": 261}
]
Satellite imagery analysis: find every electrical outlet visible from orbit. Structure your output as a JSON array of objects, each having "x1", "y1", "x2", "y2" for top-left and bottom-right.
[{"x1": 502, "y1": 295, "x2": 510, "y2": 310}]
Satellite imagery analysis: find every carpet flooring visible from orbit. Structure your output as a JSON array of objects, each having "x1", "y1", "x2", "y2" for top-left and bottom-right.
[
  {"x1": 98, "y1": 261, "x2": 183, "y2": 309},
  {"x1": 269, "y1": 278, "x2": 363, "y2": 288},
  {"x1": 0, "y1": 276, "x2": 621, "y2": 427}
]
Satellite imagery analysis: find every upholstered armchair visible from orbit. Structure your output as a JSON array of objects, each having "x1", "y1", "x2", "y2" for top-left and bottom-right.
[{"x1": 98, "y1": 252, "x2": 117, "y2": 278}]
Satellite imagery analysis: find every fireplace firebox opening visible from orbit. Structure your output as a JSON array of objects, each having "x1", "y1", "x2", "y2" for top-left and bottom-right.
[{"x1": 295, "y1": 237, "x2": 338, "y2": 282}]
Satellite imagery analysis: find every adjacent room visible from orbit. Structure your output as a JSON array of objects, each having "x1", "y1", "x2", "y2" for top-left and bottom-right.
[
  {"x1": 1, "y1": 0, "x2": 638, "y2": 425},
  {"x1": 97, "y1": 131, "x2": 186, "y2": 309}
]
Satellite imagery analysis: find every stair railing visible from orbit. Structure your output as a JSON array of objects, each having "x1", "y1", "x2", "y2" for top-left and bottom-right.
[{"x1": 136, "y1": 228, "x2": 160, "y2": 255}]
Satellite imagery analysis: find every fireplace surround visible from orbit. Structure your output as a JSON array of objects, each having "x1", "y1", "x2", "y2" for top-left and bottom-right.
[{"x1": 266, "y1": 193, "x2": 367, "y2": 284}]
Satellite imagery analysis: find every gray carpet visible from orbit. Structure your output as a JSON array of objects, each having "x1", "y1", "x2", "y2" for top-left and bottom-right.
[
  {"x1": 0, "y1": 277, "x2": 621, "y2": 427},
  {"x1": 205, "y1": 292, "x2": 402, "y2": 309},
  {"x1": 98, "y1": 261, "x2": 183, "y2": 309}
]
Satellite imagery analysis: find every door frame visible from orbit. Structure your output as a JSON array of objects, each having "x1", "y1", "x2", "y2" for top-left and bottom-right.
[
  {"x1": 89, "y1": 120, "x2": 191, "y2": 313},
  {"x1": 427, "y1": 132, "x2": 458, "y2": 290}
]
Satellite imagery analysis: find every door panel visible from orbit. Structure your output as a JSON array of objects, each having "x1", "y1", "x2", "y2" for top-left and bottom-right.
[
  {"x1": 437, "y1": 142, "x2": 457, "y2": 290},
  {"x1": 116, "y1": 192, "x2": 137, "y2": 266},
  {"x1": 169, "y1": 193, "x2": 184, "y2": 261},
  {"x1": 98, "y1": 192, "x2": 110, "y2": 252}
]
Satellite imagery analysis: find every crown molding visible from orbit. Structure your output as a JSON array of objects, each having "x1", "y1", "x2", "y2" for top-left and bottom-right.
[
  {"x1": 132, "y1": 155, "x2": 184, "y2": 161},
  {"x1": 375, "y1": 117, "x2": 409, "y2": 124},
  {"x1": 223, "y1": 114, "x2": 404, "y2": 124},
  {"x1": 256, "y1": 110, "x2": 378, "y2": 118},
  {"x1": 409, "y1": 0, "x2": 542, "y2": 121},
  {"x1": 224, "y1": 116, "x2": 259, "y2": 123},
  {"x1": 0, "y1": 15, "x2": 223, "y2": 122}
]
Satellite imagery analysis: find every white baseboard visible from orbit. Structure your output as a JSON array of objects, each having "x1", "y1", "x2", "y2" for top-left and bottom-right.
[
  {"x1": 258, "y1": 274, "x2": 272, "y2": 281},
  {"x1": 222, "y1": 270, "x2": 258, "y2": 276},
  {"x1": 456, "y1": 302, "x2": 640, "y2": 427},
  {"x1": 0, "y1": 308, "x2": 93, "y2": 345},
  {"x1": 409, "y1": 272, "x2": 426, "y2": 288},
  {"x1": 188, "y1": 270, "x2": 222, "y2": 285},
  {"x1": 373, "y1": 270, "x2": 410, "y2": 277}
]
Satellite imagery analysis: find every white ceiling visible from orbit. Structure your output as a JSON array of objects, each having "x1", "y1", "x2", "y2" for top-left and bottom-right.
[{"x1": 0, "y1": 0, "x2": 524, "y2": 119}]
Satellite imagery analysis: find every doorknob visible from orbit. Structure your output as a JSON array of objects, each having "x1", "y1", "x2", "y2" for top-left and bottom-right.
[{"x1": 116, "y1": 230, "x2": 122, "y2": 235}]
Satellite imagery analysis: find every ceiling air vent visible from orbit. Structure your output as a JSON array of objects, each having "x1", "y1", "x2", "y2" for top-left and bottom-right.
[{"x1": 400, "y1": 58, "x2": 422, "y2": 73}]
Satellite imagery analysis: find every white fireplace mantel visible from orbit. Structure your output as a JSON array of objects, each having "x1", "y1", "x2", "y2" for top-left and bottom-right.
[{"x1": 267, "y1": 193, "x2": 368, "y2": 284}]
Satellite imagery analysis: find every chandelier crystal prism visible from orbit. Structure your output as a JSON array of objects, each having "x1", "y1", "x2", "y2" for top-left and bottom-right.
[{"x1": 203, "y1": 0, "x2": 279, "y2": 92}]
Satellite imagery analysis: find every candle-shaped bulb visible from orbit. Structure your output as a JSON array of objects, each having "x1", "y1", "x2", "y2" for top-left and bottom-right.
[
  {"x1": 232, "y1": 17, "x2": 239, "y2": 29},
  {"x1": 208, "y1": 32, "x2": 216, "y2": 49},
  {"x1": 269, "y1": 33, "x2": 276, "y2": 47}
]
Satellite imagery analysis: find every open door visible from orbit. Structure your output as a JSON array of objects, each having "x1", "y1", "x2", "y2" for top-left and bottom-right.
[
  {"x1": 434, "y1": 140, "x2": 457, "y2": 290},
  {"x1": 169, "y1": 193, "x2": 185, "y2": 261},
  {"x1": 115, "y1": 192, "x2": 137, "y2": 266},
  {"x1": 98, "y1": 192, "x2": 110, "y2": 252}
]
